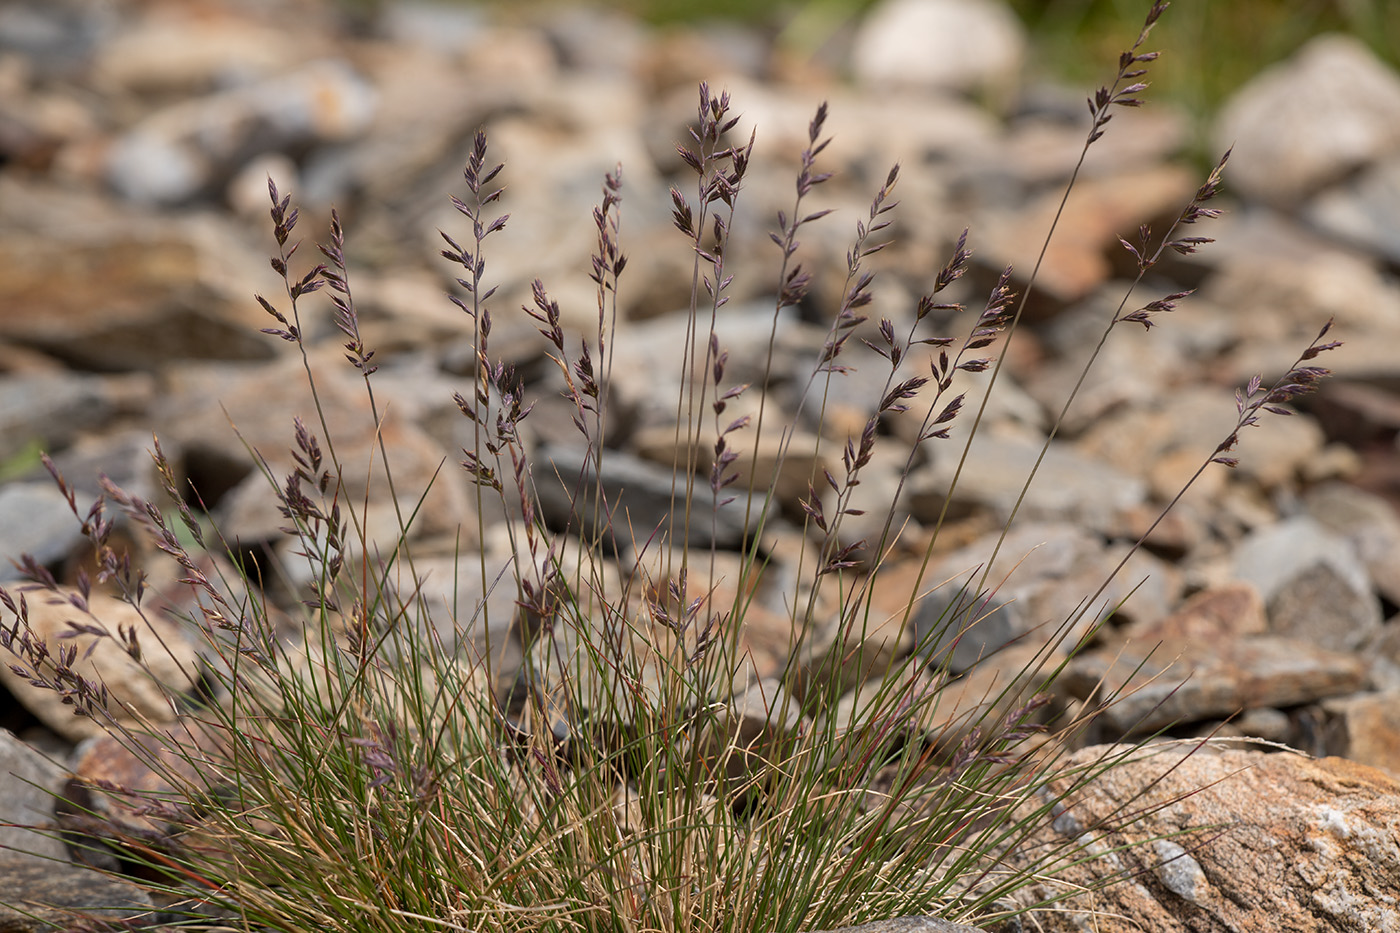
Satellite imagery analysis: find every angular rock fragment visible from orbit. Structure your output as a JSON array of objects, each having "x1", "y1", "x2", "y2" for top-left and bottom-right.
[{"x1": 1062, "y1": 635, "x2": 1368, "y2": 736}]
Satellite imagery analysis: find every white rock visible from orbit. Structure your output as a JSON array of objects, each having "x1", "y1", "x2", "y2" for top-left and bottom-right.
[
  {"x1": 1215, "y1": 34, "x2": 1400, "y2": 204},
  {"x1": 0, "y1": 728, "x2": 69, "y2": 861},
  {"x1": 105, "y1": 130, "x2": 207, "y2": 203},
  {"x1": 850, "y1": 0, "x2": 1025, "y2": 96}
]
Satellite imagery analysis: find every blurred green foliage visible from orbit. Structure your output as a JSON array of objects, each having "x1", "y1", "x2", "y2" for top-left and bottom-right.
[
  {"x1": 1008, "y1": 0, "x2": 1399, "y2": 117},
  {"x1": 0, "y1": 439, "x2": 44, "y2": 484}
]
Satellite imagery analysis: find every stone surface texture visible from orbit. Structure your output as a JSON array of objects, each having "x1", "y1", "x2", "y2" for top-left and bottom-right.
[
  {"x1": 997, "y1": 742, "x2": 1400, "y2": 932},
  {"x1": 0, "y1": 854, "x2": 157, "y2": 933}
]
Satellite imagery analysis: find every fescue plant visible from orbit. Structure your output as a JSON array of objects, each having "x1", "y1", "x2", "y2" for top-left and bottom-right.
[{"x1": 0, "y1": 3, "x2": 1339, "y2": 931}]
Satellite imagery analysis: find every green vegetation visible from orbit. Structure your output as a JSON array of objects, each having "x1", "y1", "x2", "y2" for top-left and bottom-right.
[{"x1": 1008, "y1": 0, "x2": 1399, "y2": 117}]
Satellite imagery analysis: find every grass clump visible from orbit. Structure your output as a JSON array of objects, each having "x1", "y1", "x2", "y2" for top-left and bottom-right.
[{"x1": 0, "y1": 3, "x2": 1338, "y2": 932}]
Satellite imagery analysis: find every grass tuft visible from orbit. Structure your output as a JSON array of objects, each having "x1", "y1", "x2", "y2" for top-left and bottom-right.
[{"x1": 0, "y1": 4, "x2": 1338, "y2": 932}]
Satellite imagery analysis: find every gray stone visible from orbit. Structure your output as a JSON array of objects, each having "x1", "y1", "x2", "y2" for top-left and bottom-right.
[
  {"x1": 1151, "y1": 838, "x2": 1207, "y2": 903},
  {"x1": 1370, "y1": 616, "x2": 1400, "y2": 688},
  {"x1": 532, "y1": 442, "x2": 766, "y2": 553},
  {"x1": 605, "y1": 300, "x2": 799, "y2": 431},
  {"x1": 910, "y1": 523, "x2": 1176, "y2": 673},
  {"x1": 1305, "y1": 481, "x2": 1400, "y2": 608},
  {"x1": 1232, "y1": 516, "x2": 1382, "y2": 651},
  {"x1": 911, "y1": 522, "x2": 1098, "y2": 671},
  {"x1": 420, "y1": 105, "x2": 660, "y2": 332},
  {"x1": 106, "y1": 59, "x2": 377, "y2": 205},
  {"x1": 1214, "y1": 34, "x2": 1400, "y2": 204},
  {"x1": 0, "y1": 728, "x2": 69, "y2": 862},
  {"x1": 1267, "y1": 561, "x2": 1382, "y2": 653},
  {"x1": 1028, "y1": 289, "x2": 1203, "y2": 434},
  {"x1": 1306, "y1": 155, "x2": 1400, "y2": 264},
  {"x1": 1062, "y1": 635, "x2": 1368, "y2": 735},
  {"x1": 0, "y1": 373, "x2": 152, "y2": 462},
  {"x1": 301, "y1": 42, "x2": 516, "y2": 212},
  {"x1": 1233, "y1": 516, "x2": 1367, "y2": 603},
  {"x1": 824, "y1": 87, "x2": 1000, "y2": 179},
  {"x1": 104, "y1": 130, "x2": 206, "y2": 204},
  {"x1": 0, "y1": 483, "x2": 85, "y2": 582},
  {"x1": 0, "y1": 853, "x2": 156, "y2": 932},
  {"x1": 540, "y1": 6, "x2": 647, "y2": 76},
  {"x1": 967, "y1": 106, "x2": 1190, "y2": 189},
  {"x1": 816, "y1": 441, "x2": 911, "y2": 560},
  {"x1": 377, "y1": 0, "x2": 488, "y2": 55},
  {"x1": 1217, "y1": 705, "x2": 1294, "y2": 744},
  {"x1": 0, "y1": 1, "x2": 111, "y2": 76},
  {"x1": 40, "y1": 428, "x2": 167, "y2": 508},
  {"x1": 909, "y1": 432, "x2": 1147, "y2": 537}
]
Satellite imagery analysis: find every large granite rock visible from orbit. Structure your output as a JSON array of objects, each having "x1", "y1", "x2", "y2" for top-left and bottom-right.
[{"x1": 997, "y1": 742, "x2": 1400, "y2": 931}]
